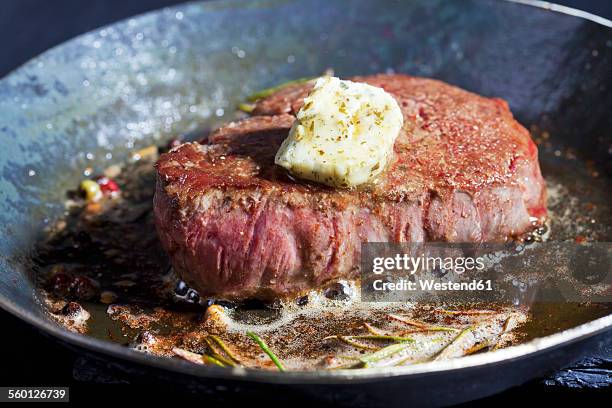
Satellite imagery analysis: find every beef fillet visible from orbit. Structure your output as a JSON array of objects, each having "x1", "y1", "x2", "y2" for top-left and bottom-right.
[{"x1": 154, "y1": 74, "x2": 547, "y2": 300}]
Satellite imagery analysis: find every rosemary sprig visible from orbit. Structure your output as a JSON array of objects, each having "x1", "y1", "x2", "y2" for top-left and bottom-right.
[{"x1": 247, "y1": 331, "x2": 285, "y2": 372}]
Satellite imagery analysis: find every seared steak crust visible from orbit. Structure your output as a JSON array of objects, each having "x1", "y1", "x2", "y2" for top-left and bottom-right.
[{"x1": 154, "y1": 74, "x2": 547, "y2": 300}]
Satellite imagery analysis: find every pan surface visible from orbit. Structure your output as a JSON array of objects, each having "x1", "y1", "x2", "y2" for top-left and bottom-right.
[{"x1": 0, "y1": 0, "x2": 611, "y2": 405}]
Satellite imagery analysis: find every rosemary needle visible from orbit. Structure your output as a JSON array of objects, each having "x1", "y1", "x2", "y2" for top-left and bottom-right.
[
  {"x1": 203, "y1": 354, "x2": 226, "y2": 367},
  {"x1": 238, "y1": 103, "x2": 255, "y2": 113},
  {"x1": 464, "y1": 342, "x2": 489, "y2": 356},
  {"x1": 364, "y1": 322, "x2": 385, "y2": 335},
  {"x1": 360, "y1": 341, "x2": 414, "y2": 367},
  {"x1": 491, "y1": 317, "x2": 514, "y2": 351},
  {"x1": 246, "y1": 77, "x2": 315, "y2": 102},
  {"x1": 351, "y1": 335, "x2": 415, "y2": 342},
  {"x1": 388, "y1": 314, "x2": 459, "y2": 332},
  {"x1": 324, "y1": 335, "x2": 379, "y2": 350},
  {"x1": 204, "y1": 338, "x2": 236, "y2": 367},
  {"x1": 387, "y1": 314, "x2": 430, "y2": 328},
  {"x1": 433, "y1": 326, "x2": 473, "y2": 361},
  {"x1": 436, "y1": 309, "x2": 497, "y2": 316},
  {"x1": 247, "y1": 331, "x2": 285, "y2": 372},
  {"x1": 209, "y1": 335, "x2": 242, "y2": 364}
]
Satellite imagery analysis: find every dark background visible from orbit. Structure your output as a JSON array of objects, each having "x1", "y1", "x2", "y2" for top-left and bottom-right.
[{"x1": 0, "y1": 0, "x2": 610, "y2": 405}]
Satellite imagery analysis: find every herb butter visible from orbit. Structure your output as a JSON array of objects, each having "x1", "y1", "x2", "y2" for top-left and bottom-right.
[{"x1": 275, "y1": 76, "x2": 403, "y2": 188}]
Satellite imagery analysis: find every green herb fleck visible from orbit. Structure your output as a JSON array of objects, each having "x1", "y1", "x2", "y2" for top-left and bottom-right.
[{"x1": 247, "y1": 331, "x2": 285, "y2": 371}]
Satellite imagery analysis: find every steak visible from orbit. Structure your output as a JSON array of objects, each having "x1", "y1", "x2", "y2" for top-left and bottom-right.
[{"x1": 154, "y1": 74, "x2": 547, "y2": 300}]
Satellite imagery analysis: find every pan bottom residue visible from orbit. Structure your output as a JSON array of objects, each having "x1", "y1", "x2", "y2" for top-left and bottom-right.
[{"x1": 31, "y1": 129, "x2": 611, "y2": 371}]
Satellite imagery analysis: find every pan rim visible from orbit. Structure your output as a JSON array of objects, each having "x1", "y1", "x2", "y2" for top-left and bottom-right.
[
  {"x1": 0, "y1": 0, "x2": 611, "y2": 383},
  {"x1": 509, "y1": 0, "x2": 612, "y2": 27}
]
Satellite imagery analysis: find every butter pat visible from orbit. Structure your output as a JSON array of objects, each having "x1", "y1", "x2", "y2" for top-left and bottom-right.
[{"x1": 275, "y1": 76, "x2": 403, "y2": 188}]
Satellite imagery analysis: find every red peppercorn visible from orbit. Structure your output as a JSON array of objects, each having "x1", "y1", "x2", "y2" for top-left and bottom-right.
[
  {"x1": 70, "y1": 275, "x2": 99, "y2": 300},
  {"x1": 96, "y1": 176, "x2": 120, "y2": 195},
  {"x1": 48, "y1": 273, "x2": 72, "y2": 297},
  {"x1": 574, "y1": 235, "x2": 587, "y2": 244}
]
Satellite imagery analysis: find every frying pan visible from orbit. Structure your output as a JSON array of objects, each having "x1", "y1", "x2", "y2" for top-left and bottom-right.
[{"x1": 0, "y1": 0, "x2": 610, "y2": 406}]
